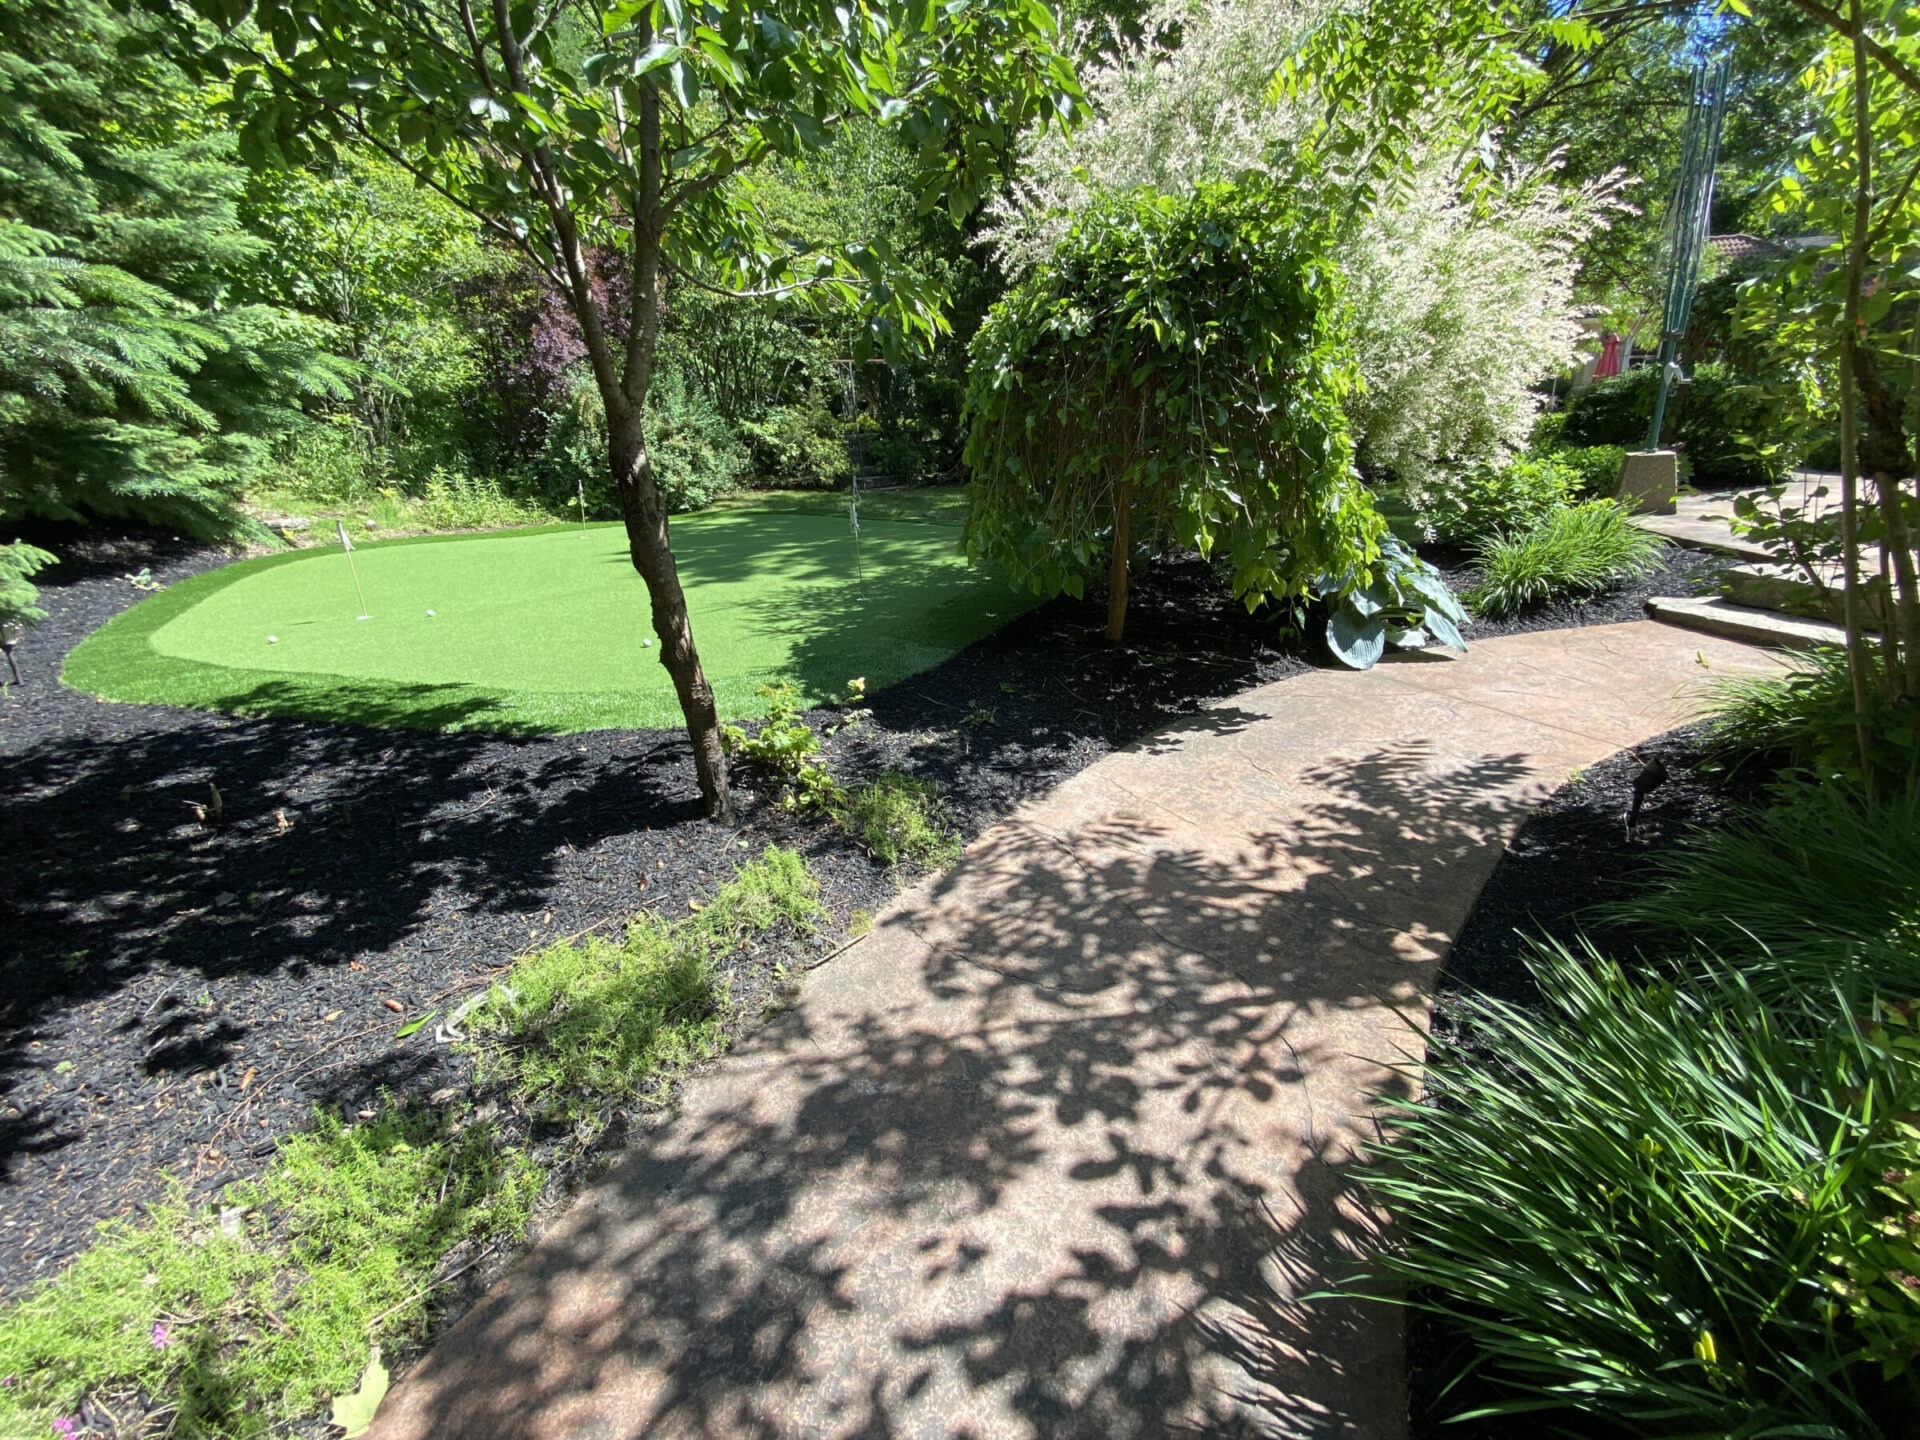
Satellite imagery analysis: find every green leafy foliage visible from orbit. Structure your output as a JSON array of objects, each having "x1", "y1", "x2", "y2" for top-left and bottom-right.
[
  {"x1": 1826, "y1": 1004, "x2": 1920, "y2": 1377},
  {"x1": 963, "y1": 178, "x2": 1378, "y2": 622},
  {"x1": 1316, "y1": 535, "x2": 1467, "y2": 670},
  {"x1": 241, "y1": 150, "x2": 506, "y2": 497},
  {"x1": 1559, "y1": 363, "x2": 1784, "y2": 486},
  {"x1": 1415, "y1": 453, "x2": 1576, "y2": 545},
  {"x1": 740, "y1": 392, "x2": 852, "y2": 491},
  {"x1": 1547, "y1": 443, "x2": 1628, "y2": 499},
  {"x1": 1703, "y1": 646, "x2": 1920, "y2": 787},
  {"x1": 0, "y1": 1110, "x2": 539, "y2": 1437},
  {"x1": 1614, "y1": 782, "x2": 1920, "y2": 1009},
  {"x1": 468, "y1": 848, "x2": 821, "y2": 1121},
  {"x1": 840, "y1": 772, "x2": 961, "y2": 871},
  {"x1": 1370, "y1": 939, "x2": 1920, "y2": 1435},
  {"x1": 0, "y1": 540, "x2": 57, "y2": 631},
  {"x1": 530, "y1": 364, "x2": 748, "y2": 517},
  {"x1": 179, "y1": 0, "x2": 1080, "y2": 371},
  {"x1": 1466, "y1": 499, "x2": 1666, "y2": 618},
  {"x1": 720, "y1": 681, "x2": 844, "y2": 813},
  {"x1": 0, "y1": 1, "x2": 354, "y2": 538}
]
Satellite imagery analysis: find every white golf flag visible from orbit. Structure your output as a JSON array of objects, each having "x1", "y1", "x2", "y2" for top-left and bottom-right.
[{"x1": 336, "y1": 520, "x2": 355, "y2": 552}]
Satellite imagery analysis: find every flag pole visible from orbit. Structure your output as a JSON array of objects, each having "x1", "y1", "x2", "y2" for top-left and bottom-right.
[
  {"x1": 849, "y1": 472, "x2": 864, "y2": 596},
  {"x1": 336, "y1": 520, "x2": 371, "y2": 619}
]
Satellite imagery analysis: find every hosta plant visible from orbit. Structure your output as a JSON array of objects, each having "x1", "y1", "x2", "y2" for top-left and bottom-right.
[{"x1": 1316, "y1": 536, "x2": 1467, "y2": 670}]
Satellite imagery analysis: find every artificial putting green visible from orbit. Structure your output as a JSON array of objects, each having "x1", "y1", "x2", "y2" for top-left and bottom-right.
[{"x1": 66, "y1": 509, "x2": 1034, "y2": 733}]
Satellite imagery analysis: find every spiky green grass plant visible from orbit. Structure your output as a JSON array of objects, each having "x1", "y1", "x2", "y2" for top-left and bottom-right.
[
  {"x1": 1368, "y1": 942, "x2": 1920, "y2": 1435},
  {"x1": 1466, "y1": 500, "x2": 1666, "y2": 619},
  {"x1": 1700, "y1": 644, "x2": 1920, "y2": 788},
  {"x1": 1608, "y1": 782, "x2": 1920, "y2": 1005}
]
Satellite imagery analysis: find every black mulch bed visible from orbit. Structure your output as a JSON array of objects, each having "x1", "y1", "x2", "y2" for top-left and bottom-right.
[
  {"x1": 0, "y1": 521, "x2": 1722, "y2": 1310},
  {"x1": 0, "y1": 530, "x2": 1318, "y2": 1299},
  {"x1": 1432, "y1": 542, "x2": 1719, "y2": 639},
  {"x1": 1405, "y1": 723, "x2": 1777, "y2": 1438}
]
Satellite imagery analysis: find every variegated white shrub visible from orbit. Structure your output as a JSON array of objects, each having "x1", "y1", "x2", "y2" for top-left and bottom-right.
[{"x1": 986, "y1": 0, "x2": 1622, "y2": 490}]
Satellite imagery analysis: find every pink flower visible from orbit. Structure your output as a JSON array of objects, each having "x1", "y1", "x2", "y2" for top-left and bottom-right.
[
  {"x1": 150, "y1": 1322, "x2": 172, "y2": 1350},
  {"x1": 52, "y1": 1419, "x2": 78, "y2": 1438}
]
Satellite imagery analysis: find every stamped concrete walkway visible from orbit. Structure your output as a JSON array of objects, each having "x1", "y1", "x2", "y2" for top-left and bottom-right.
[{"x1": 368, "y1": 622, "x2": 1777, "y2": 1440}]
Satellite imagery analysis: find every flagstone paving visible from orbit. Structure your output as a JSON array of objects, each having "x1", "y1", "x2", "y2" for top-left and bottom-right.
[{"x1": 367, "y1": 621, "x2": 1779, "y2": 1440}]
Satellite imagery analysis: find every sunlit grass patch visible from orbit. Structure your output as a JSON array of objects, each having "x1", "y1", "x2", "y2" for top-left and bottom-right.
[{"x1": 467, "y1": 846, "x2": 822, "y2": 1122}]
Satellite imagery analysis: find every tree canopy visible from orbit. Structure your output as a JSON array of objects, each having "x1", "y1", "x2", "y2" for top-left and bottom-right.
[{"x1": 963, "y1": 178, "x2": 1377, "y2": 639}]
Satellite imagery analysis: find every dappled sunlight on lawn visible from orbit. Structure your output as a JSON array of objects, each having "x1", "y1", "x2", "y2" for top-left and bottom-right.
[{"x1": 69, "y1": 511, "x2": 1036, "y2": 732}]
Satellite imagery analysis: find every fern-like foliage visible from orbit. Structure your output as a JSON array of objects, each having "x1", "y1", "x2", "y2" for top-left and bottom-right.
[{"x1": 0, "y1": 3, "x2": 355, "y2": 538}]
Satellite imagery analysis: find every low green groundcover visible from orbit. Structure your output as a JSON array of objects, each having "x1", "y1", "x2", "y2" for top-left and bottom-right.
[{"x1": 66, "y1": 509, "x2": 1032, "y2": 731}]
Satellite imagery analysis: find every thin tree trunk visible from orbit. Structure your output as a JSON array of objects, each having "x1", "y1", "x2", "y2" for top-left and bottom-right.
[
  {"x1": 1906, "y1": 313, "x2": 1920, "y2": 699},
  {"x1": 1838, "y1": 0, "x2": 1878, "y2": 795},
  {"x1": 1106, "y1": 480, "x2": 1132, "y2": 642},
  {"x1": 609, "y1": 404, "x2": 735, "y2": 822}
]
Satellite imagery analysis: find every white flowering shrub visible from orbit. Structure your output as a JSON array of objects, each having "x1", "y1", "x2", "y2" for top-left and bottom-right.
[{"x1": 986, "y1": 0, "x2": 1621, "y2": 490}]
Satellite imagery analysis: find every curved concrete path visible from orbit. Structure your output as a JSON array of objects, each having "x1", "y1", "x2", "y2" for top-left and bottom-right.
[{"x1": 368, "y1": 622, "x2": 1777, "y2": 1440}]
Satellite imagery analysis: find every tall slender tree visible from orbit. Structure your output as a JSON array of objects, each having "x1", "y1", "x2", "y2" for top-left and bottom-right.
[{"x1": 162, "y1": 0, "x2": 1080, "y2": 820}]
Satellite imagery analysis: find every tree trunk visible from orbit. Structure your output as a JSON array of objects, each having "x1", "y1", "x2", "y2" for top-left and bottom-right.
[
  {"x1": 609, "y1": 405, "x2": 735, "y2": 823},
  {"x1": 1106, "y1": 480, "x2": 1132, "y2": 642},
  {"x1": 1839, "y1": 0, "x2": 1878, "y2": 795}
]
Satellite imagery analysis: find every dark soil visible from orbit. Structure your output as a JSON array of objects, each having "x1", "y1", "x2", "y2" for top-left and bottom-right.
[
  {"x1": 0, "y1": 531, "x2": 1312, "y2": 1299},
  {"x1": 1405, "y1": 723, "x2": 1777, "y2": 1438},
  {"x1": 0, "y1": 519, "x2": 1723, "y2": 1395}
]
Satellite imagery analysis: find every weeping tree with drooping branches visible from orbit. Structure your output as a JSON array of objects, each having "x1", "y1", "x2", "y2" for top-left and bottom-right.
[
  {"x1": 156, "y1": 0, "x2": 1082, "y2": 822},
  {"x1": 961, "y1": 178, "x2": 1380, "y2": 641}
]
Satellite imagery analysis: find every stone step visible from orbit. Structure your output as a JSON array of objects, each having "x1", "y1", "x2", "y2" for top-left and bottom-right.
[
  {"x1": 1646, "y1": 595, "x2": 1853, "y2": 648},
  {"x1": 1630, "y1": 510, "x2": 1771, "y2": 560},
  {"x1": 1720, "y1": 562, "x2": 1850, "y2": 624}
]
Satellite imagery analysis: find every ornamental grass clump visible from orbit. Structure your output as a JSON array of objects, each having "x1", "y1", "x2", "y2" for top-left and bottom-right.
[
  {"x1": 1368, "y1": 941, "x2": 1920, "y2": 1435},
  {"x1": 1608, "y1": 782, "x2": 1920, "y2": 1006},
  {"x1": 1466, "y1": 499, "x2": 1665, "y2": 618},
  {"x1": 1702, "y1": 646, "x2": 1920, "y2": 788}
]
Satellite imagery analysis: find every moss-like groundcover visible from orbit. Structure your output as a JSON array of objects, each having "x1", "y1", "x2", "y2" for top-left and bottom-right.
[
  {"x1": 0, "y1": 848, "x2": 822, "y2": 1437},
  {"x1": 65, "y1": 507, "x2": 1032, "y2": 732}
]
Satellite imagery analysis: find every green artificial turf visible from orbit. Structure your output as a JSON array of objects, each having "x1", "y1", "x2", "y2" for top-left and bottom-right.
[{"x1": 66, "y1": 508, "x2": 1033, "y2": 733}]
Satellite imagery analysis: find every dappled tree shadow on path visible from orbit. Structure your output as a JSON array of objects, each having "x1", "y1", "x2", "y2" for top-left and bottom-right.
[{"x1": 371, "y1": 738, "x2": 1541, "y2": 1439}]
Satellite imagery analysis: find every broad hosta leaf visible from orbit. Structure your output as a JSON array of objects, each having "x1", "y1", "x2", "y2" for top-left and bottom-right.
[
  {"x1": 1327, "y1": 605, "x2": 1387, "y2": 670},
  {"x1": 1423, "y1": 605, "x2": 1466, "y2": 652}
]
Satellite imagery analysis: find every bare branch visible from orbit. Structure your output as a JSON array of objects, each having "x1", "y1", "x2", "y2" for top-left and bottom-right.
[
  {"x1": 457, "y1": 0, "x2": 498, "y2": 95},
  {"x1": 664, "y1": 259, "x2": 851, "y2": 301}
]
